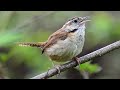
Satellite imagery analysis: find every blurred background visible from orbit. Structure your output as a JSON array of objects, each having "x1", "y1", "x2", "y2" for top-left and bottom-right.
[{"x1": 0, "y1": 11, "x2": 120, "y2": 79}]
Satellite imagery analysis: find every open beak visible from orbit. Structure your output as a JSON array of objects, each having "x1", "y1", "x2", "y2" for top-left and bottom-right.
[{"x1": 79, "y1": 16, "x2": 91, "y2": 24}]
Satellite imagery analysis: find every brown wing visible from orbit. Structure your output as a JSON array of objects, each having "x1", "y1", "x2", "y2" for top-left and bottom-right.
[{"x1": 42, "y1": 29, "x2": 68, "y2": 54}]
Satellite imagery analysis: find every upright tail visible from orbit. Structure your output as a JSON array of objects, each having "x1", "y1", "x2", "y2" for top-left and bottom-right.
[{"x1": 17, "y1": 42, "x2": 45, "y2": 49}]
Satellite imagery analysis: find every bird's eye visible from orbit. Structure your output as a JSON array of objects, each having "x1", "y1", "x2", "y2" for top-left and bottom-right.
[{"x1": 73, "y1": 20, "x2": 78, "y2": 23}]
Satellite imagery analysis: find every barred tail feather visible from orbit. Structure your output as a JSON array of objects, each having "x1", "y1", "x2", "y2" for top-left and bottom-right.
[{"x1": 17, "y1": 42, "x2": 43, "y2": 48}]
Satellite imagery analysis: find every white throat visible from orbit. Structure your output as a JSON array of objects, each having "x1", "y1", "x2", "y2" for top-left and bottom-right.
[{"x1": 76, "y1": 24, "x2": 86, "y2": 36}]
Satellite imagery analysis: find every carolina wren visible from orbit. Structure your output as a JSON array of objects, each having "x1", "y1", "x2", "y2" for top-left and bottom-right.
[{"x1": 18, "y1": 16, "x2": 90, "y2": 65}]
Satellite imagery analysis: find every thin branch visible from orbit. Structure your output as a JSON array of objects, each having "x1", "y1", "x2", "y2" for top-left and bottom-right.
[{"x1": 31, "y1": 40, "x2": 120, "y2": 79}]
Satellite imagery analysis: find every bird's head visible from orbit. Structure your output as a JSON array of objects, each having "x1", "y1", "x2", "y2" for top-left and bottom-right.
[{"x1": 62, "y1": 16, "x2": 90, "y2": 33}]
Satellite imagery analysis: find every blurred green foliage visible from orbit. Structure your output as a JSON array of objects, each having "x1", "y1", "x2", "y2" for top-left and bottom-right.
[
  {"x1": 0, "y1": 11, "x2": 120, "y2": 79},
  {"x1": 80, "y1": 61, "x2": 101, "y2": 74}
]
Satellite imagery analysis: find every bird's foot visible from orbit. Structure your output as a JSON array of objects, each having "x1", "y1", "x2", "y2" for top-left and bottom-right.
[
  {"x1": 46, "y1": 65, "x2": 61, "y2": 79},
  {"x1": 54, "y1": 65, "x2": 61, "y2": 78},
  {"x1": 73, "y1": 57, "x2": 81, "y2": 66}
]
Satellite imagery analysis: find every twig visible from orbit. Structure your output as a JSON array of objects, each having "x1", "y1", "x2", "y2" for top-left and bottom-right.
[{"x1": 31, "y1": 40, "x2": 120, "y2": 79}]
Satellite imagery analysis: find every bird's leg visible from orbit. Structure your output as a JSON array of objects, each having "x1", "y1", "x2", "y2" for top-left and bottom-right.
[
  {"x1": 47, "y1": 59, "x2": 61, "y2": 78},
  {"x1": 51, "y1": 61, "x2": 61, "y2": 78},
  {"x1": 72, "y1": 57, "x2": 81, "y2": 66}
]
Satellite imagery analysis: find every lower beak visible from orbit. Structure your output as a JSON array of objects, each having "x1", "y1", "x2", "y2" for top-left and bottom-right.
[{"x1": 80, "y1": 16, "x2": 91, "y2": 23}]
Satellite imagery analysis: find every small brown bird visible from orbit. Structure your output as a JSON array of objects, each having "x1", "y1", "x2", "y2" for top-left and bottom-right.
[{"x1": 18, "y1": 16, "x2": 90, "y2": 67}]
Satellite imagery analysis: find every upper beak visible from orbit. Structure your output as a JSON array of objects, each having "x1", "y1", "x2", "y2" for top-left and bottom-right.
[
  {"x1": 79, "y1": 16, "x2": 91, "y2": 23},
  {"x1": 83, "y1": 16, "x2": 91, "y2": 22}
]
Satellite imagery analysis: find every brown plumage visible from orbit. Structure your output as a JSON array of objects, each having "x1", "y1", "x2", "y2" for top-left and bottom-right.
[
  {"x1": 42, "y1": 29, "x2": 68, "y2": 53},
  {"x1": 18, "y1": 42, "x2": 45, "y2": 50},
  {"x1": 18, "y1": 29, "x2": 68, "y2": 54},
  {"x1": 18, "y1": 16, "x2": 90, "y2": 63}
]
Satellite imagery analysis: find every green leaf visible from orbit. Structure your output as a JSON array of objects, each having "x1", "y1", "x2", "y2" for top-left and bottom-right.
[
  {"x1": 0, "y1": 53, "x2": 8, "y2": 62},
  {"x1": 80, "y1": 61, "x2": 102, "y2": 74},
  {"x1": 89, "y1": 12, "x2": 113, "y2": 45},
  {"x1": 0, "y1": 31, "x2": 22, "y2": 47}
]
